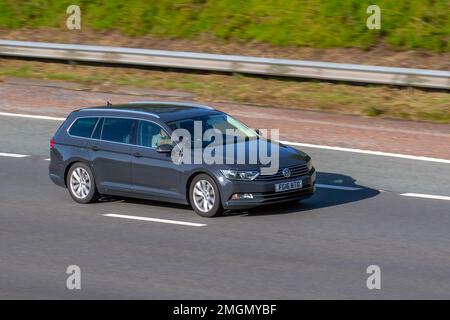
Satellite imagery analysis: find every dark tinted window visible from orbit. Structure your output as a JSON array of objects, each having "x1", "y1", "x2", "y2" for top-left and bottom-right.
[
  {"x1": 102, "y1": 118, "x2": 135, "y2": 144},
  {"x1": 137, "y1": 121, "x2": 171, "y2": 148},
  {"x1": 91, "y1": 118, "x2": 104, "y2": 139},
  {"x1": 69, "y1": 117, "x2": 98, "y2": 138}
]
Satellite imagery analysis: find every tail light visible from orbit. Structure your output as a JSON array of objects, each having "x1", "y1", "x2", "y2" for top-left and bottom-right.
[{"x1": 50, "y1": 139, "x2": 55, "y2": 149}]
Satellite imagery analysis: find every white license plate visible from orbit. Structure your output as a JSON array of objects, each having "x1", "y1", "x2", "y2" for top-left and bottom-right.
[{"x1": 274, "y1": 180, "x2": 303, "y2": 192}]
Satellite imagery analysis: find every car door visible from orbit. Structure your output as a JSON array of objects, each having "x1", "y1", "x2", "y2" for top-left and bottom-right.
[
  {"x1": 131, "y1": 120, "x2": 183, "y2": 201},
  {"x1": 88, "y1": 117, "x2": 136, "y2": 194}
]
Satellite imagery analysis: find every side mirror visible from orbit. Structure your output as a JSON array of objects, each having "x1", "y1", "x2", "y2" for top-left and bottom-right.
[{"x1": 156, "y1": 144, "x2": 173, "y2": 153}]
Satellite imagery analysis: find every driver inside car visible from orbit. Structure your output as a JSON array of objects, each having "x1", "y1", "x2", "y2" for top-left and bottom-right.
[{"x1": 152, "y1": 128, "x2": 172, "y2": 148}]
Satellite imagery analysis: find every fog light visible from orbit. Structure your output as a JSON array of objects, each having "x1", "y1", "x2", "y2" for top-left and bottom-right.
[{"x1": 231, "y1": 193, "x2": 254, "y2": 200}]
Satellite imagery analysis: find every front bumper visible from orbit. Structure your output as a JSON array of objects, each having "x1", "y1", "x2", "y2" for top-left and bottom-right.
[{"x1": 220, "y1": 167, "x2": 316, "y2": 210}]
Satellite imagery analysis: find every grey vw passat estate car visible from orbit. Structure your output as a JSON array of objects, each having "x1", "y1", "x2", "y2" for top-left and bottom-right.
[{"x1": 49, "y1": 101, "x2": 316, "y2": 217}]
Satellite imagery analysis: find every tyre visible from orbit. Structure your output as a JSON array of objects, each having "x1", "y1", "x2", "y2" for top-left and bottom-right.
[
  {"x1": 189, "y1": 174, "x2": 223, "y2": 217},
  {"x1": 67, "y1": 162, "x2": 100, "y2": 204}
]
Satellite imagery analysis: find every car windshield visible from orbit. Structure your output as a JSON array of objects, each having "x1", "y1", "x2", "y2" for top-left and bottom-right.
[{"x1": 167, "y1": 114, "x2": 258, "y2": 146}]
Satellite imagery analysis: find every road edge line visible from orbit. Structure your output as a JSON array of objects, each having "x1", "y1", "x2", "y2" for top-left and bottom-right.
[
  {"x1": 0, "y1": 112, "x2": 65, "y2": 121},
  {"x1": 280, "y1": 140, "x2": 450, "y2": 164},
  {"x1": 1, "y1": 112, "x2": 449, "y2": 164}
]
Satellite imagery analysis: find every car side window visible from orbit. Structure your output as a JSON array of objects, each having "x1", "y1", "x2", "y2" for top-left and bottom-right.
[
  {"x1": 102, "y1": 118, "x2": 136, "y2": 144},
  {"x1": 137, "y1": 121, "x2": 171, "y2": 148},
  {"x1": 68, "y1": 117, "x2": 99, "y2": 138}
]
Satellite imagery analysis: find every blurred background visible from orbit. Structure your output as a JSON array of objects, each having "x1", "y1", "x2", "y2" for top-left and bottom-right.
[{"x1": 0, "y1": 0, "x2": 448, "y2": 122}]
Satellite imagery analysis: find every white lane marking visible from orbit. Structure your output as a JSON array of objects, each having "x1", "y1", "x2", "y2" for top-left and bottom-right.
[
  {"x1": 103, "y1": 213, "x2": 207, "y2": 227},
  {"x1": 400, "y1": 193, "x2": 450, "y2": 201},
  {"x1": 0, "y1": 112, "x2": 65, "y2": 121},
  {"x1": 0, "y1": 112, "x2": 448, "y2": 164},
  {"x1": 316, "y1": 183, "x2": 362, "y2": 191},
  {"x1": 0, "y1": 152, "x2": 29, "y2": 158},
  {"x1": 2, "y1": 148, "x2": 448, "y2": 202},
  {"x1": 280, "y1": 140, "x2": 450, "y2": 164},
  {"x1": 0, "y1": 154, "x2": 367, "y2": 192}
]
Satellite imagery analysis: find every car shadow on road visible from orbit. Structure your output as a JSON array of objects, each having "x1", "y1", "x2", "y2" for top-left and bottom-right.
[
  {"x1": 241, "y1": 171, "x2": 380, "y2": 217},
  {"x1": 97, "y1": 195, "x2": 191, "y2": 211},
  {"x1": 97, "y1": 171, "x2": 379, "y2": 217}
]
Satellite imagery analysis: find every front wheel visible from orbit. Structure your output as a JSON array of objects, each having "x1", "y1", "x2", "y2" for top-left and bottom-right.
[
  {"x1": 189, "y1": 174, "x2": 223, "y2": 217},
  {"x1": 67, "y1": 162, "x2": 100, "y2": 204}
]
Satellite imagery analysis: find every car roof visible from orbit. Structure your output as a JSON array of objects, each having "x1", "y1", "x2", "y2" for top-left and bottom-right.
[{"x1": 77, "y1": 101, "x2": 222, "y2": 122}]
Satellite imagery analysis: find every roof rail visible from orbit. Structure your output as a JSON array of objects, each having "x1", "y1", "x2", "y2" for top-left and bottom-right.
[
  {"x1": 79, "y1": 108, "x2": 160, "y2": 118},
  {"x1": 127, "y1": 100, "x2": 214, "y2": 110}
]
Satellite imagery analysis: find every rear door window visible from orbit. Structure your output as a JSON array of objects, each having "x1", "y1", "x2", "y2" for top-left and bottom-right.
[
  {"x1": 68, "y1": 117, "x2": 99, "y2": 138},
  {"x1": 102, "y1": 118, "x2": 136, "y2": 144}
]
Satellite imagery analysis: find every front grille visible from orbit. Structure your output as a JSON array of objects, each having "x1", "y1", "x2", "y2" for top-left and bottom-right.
[{"x1": 254, "y1": 163, "x2": 310, "y2": 181}]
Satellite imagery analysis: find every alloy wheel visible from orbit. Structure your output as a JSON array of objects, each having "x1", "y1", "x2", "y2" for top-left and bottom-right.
[
  {"x1": 70, "y1": 167, "x2": 92, "y2": 199},
  {"x1": 192, "y1": 179, "x2": 216, "y2": 213}
]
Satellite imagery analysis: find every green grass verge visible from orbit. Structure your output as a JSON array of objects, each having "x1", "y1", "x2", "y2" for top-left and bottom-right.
[
  {"x1": 0, "y1": 60, "x2": 448, "y2": 123},
  {"x1": 0, "y1": 0, "x2": 448, "y2": 51}
]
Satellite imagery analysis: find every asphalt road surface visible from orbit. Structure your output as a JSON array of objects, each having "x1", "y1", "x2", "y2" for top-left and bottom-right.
[{"x1": 1, "y1": 115, "x2": 449, "y2": 299}]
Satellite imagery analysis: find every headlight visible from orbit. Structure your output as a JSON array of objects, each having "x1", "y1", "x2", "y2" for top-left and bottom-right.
[
  {"x1": 220, "y1": 169, "x2": 259, "y2": 181},
  {"x1": 306, "y1": 160, "x2": 313, "y2": 171}
]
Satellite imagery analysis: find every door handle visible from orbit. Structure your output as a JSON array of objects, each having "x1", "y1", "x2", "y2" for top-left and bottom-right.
[
  {"x1": 91, "y1": 146, "x2": 100, "y2": 151},
  {"x1": 133, "y1": 152, "x2": 142, "y2": 158}
]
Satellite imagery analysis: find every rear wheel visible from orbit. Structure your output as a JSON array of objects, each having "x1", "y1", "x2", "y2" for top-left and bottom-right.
[
  {"x1": 189, "y1": 174, "x2": 223, "y2": 217},
  {"x1": 67, "y1": 162, "x2": 100, "y2": 204}
]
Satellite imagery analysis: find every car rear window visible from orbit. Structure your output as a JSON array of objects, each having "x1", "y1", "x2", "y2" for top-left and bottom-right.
[{"x1": 68, "y1": 117, "x2": 99, "y2": 138}]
